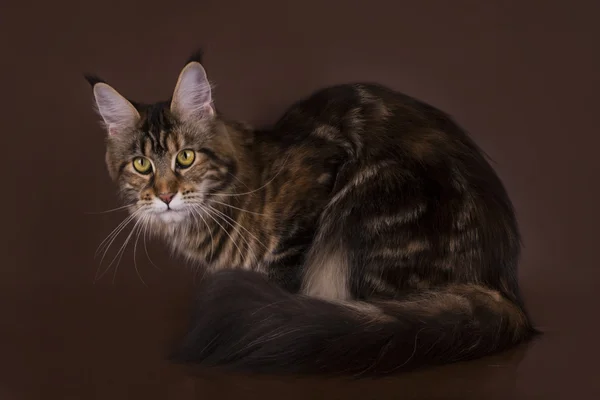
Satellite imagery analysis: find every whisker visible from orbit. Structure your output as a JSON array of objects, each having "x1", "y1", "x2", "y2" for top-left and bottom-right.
[
  {"x1": 96, "y1": 222, "x2": 132, "y2": 262},
  {"x1": 142, "y1": 216, "x2": 161, "y2": 271},
  {"x1": 227, "y1": 171, "x2": 252, "y2": 191},
  {"x1": 95, "y1": 210, "x2": 141, "y2": 258},
  {"x1": 186, "y1": 199, "x2": 278, "y2": 245},
  {"x1": 205, "y1": 205, "x2": 259, "y2": 265},
  {"x1": 190, "y1": 207, "x2": 215, "y2": 264},
  {"x1": 193, "y1": 204, "x2": 246, "y2": 267},
  {"x1": 95, "y1": 211, "x2": 140, "y2": 283},
  {"x1": 206, "y1": 204, "x2": 270, "y2": 253},
  {"x1": 207, "y1": 199, "x2": 269, "y2": 216},
  {"x1": 95, "y1": 217, "x2": 132, "y2": 258},
  {"x1": 132, "y1": 216, "x2": 148, "y2": 286},
  {"x1": 110, "y1": 217, "x2": 145, "y2": 284},
  {"x1": 187, "y1": 154, "x2": 290, "y2": 200},
  {"x1": 216, "y1": 154, "x2": 289, "y2": 197},
  {"x1": 96, "y1": 210, "x2": 145, "y2": 267},
  {"x1": 85, "y1": 204, "x2": 135, "y2": 215},
  {"x1": 95, "y1": 215, "x2": 144, "y2": 283}
]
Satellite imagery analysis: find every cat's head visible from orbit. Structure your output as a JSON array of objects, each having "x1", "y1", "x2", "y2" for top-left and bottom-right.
[{"x1": 87, "y1": 58, "x2": 239, "y2": 225}]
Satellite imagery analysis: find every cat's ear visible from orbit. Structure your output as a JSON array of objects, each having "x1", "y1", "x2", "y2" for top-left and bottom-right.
[
  {"x1": 170, "y1": 62, "x2": 214, "y2": 122},
  {"x1": 86, "y1": 76, "x2": 140, "y2": 136}
]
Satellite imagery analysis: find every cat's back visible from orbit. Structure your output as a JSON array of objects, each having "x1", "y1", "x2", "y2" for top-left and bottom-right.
[
  {"x1": 271, "y1": 82, "x2": 508, "y2": 203},
  {"x1": 273, "y1": 82, "x2": 476, "y2": 163}
]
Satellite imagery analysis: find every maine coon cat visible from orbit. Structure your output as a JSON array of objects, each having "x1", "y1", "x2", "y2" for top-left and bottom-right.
[{"x1": 86, "y1": 50, "x2": 535, "y2": 376}]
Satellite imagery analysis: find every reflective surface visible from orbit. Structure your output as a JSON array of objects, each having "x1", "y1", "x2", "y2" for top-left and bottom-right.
[{"x1": 1, "y1": 0, "x2": 599, "y2": 398}]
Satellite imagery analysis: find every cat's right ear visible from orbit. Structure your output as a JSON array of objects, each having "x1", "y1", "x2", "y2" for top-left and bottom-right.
[{"x1": 85, "y1": 75, "x2": 140, "y2": 136}]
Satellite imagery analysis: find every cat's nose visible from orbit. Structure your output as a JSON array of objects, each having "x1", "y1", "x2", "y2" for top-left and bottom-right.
[{"x1": 158, "y1": 192, "x2": 176, "y2": 205}]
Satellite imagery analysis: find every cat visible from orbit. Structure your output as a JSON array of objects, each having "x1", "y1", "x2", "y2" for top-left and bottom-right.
[{"x1": 86, "y1": 50, "x2": 536, "y2": 376}]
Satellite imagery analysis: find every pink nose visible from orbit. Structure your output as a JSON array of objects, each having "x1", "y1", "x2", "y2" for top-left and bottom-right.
[{"x1": 158, "y1": 193, "x2": 176, "y2": 205}]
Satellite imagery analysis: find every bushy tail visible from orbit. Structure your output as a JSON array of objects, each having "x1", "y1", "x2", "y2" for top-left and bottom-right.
[{"x1": 173, "y1": 270, "x2": 535, "y2": 376}]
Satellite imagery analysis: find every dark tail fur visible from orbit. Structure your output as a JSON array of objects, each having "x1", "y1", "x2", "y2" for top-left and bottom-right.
[{"x1": 174, "y1": 270, "x2": 535, "y2": 377}]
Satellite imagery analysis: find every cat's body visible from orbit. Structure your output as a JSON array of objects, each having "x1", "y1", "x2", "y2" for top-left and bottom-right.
[{"x1": 87, "y1": 51, "x2": 534, "y2": 376}]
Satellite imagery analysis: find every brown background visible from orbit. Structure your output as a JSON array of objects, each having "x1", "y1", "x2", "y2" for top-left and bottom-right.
[{"x1": 1, "y1": 0, "x2": 599, "y2": 399}]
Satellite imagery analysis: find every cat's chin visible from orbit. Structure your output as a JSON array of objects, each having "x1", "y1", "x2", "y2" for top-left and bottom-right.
[{"x1": 155, "y1": 210, "x2": 187, "y2": 224}]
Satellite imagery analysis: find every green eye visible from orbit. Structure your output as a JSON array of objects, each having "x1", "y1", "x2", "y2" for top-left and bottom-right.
[
  {"x1": 132, "y1": 157, "x2": 152, "y2": 174},
  {"x1": 176, "y1": 149, "x2": 195, "y2": 168}
]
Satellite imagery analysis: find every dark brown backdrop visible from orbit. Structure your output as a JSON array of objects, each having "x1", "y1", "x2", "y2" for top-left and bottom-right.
[{"x1": 1, "y1": 0, "x2": 599, "y2": 399}]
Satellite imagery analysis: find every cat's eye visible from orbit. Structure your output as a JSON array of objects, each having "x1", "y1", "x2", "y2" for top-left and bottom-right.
[
  {"x1": 176, "y1": 149, "x2": 196, "y2": 168},
  {"x1": 132, "y1": 157, "x2": 152, "y2": 174}
]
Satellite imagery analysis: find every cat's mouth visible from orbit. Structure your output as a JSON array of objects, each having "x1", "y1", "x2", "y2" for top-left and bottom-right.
[
  {"x1": 136, "y1": 195, "x2": 191, "y2": 223},
  {"x1": 144, "y1": 201, "x2": 189, "y2": 223},
  {"x1": 155, "y1": 208, "x2": 187, "y2": 223}
]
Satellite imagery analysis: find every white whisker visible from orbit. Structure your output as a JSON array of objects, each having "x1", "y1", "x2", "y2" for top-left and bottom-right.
[
  {"x1": 142, "y1": 216, "x2": 160, "y2": 271},
  {"x1": 190, "y1": 207, "x2": 215, "y2": 264},
  {"x1": 193, "y1": 204, "x2": 246, "y2": 267},
  {"x1": 206, "y1": 204, "x2": 269, "y2": 253},
  {"x1": 85, "y1": 204, "x2": 135, "y2": 215},
  {"x1": 215, "y1": 154, "x2": 289, "y2": 197},
  {"x1": 205, "y1": 205, "x2": 259, "y2": 265},
  {"x1": 95, "y1": 213, "x2": 144, "y2": 283},
  {"x1": 185, "y1": 154, "x2": 289, "y2": 200},
  {"x1": 132, "y1": 216, "x2": 148, "y2": 286},
  {"x1": 208, "y1": 199, "x2": 269, "y2": 216},
  {"x1": 95, "y1": 210, "x2": 140, "y2": 259},
  {"x1": 110, "y1": 217, "x2": 145, "y2": 284}
]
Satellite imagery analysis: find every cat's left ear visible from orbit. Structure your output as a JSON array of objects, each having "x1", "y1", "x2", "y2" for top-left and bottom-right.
[
  {"x1": 85, "y1": 76, "x2": 140, "y2": 136},
  {"x1": 170, "y1": 62, "x2": 214, "y2": 122}
]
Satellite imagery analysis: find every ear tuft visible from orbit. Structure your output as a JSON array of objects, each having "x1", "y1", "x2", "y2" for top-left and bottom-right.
[
  {"x1": 170, "y1": 62, "x2": 214, "y2": 122},
  {"x1": 91, "y1": 83, "x2": 140, "y2": 135},
  {"x1": 185, "y1": 48, "x2": 204, "y2": 65},
  {"x1": 84, "y1": 74, "x2": 106, "y2": 87}
]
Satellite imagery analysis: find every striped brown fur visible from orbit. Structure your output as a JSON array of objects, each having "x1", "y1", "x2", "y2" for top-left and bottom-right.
[{"x1": 86, "y1": 50, "x2": 535, "y2": 376}]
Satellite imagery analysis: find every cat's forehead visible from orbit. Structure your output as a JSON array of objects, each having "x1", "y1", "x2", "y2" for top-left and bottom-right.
[
  {"x1": 139, "y1": 101, "x2": 173, "y2": 134},
  {"x1": 134, "y1": 102, "x2": 182, "y2": 157},
  {"x1": 113, "y1": 100, "x2": 214, "y2": 160}
]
